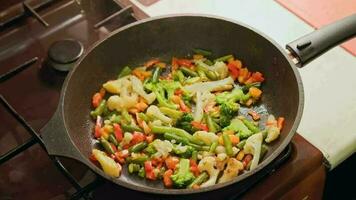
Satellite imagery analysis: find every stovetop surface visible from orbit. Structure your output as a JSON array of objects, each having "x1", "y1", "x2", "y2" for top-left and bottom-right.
[{"x1": 0, "y1": 1, "x2": 323, "y2": 199}]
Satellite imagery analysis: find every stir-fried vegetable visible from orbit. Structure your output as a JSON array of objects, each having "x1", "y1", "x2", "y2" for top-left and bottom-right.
[{"x1": 89, "y1": 50, "x2": 283, "y2": 189}]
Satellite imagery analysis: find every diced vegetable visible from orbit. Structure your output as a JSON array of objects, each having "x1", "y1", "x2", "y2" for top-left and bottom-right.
[
  {"x1": 92, "y1": 149, "x2": 121, "y2": 177},
  {"x1": 118, "y1": 66, "x2": 132, "y2": 78},
  {"x1": 89, "y1": 52, "x2": 281, "y2": 188}
]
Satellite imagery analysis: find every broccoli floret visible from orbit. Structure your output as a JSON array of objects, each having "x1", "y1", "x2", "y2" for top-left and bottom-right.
[
  {"x1": 171, "y1": 158, "x2": 195, "y2": 188},
  {"x1": 175, "y1": 113, "x2": 198, "y2": 133},
  {"x1": 160, "y1": 80, "x2": 181, "y2": 100},
  {"x1": 144, "y1": 79, "x2": 181, "y2": 110},
  {"x1": 216, "y1": 88, "x2": 244, "y2": 104},
  {"x1": 172, "y1": 144, "x2": 194, "y2": 158},
  {"x1": 220, "y1": 101, "x2": 239, "y2": 116},
  {"x1": 223, "y1": 118, "x2": 253, "y2": 139},
  {"x1": 215, "y1": 88, "x2": 244, "y2": 128}
]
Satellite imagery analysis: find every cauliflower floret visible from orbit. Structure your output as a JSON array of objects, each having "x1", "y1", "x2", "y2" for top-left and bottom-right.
[
  {"x1": 107, "y1": 94, "x2": 138, "y2": 111},
  {"x1": 215, "y1": 145, "x2": 226, "y2": 154},
  {"x1": 265, "y1": 115, "x2": 280, "y2": 143},
  {"x1": 184, "y1": 76, "x2": 234, "y2": 93},
  {"x1": 193, "y1": 91, "x2": 215, "y2": 122},
  {"x1": 209, "y1": 61, "x2": 229, "y2": 79},
  {"x1": 146, "y1": 105, "x2": 172, "y2": 124},
  {"x1": 103, "y1": 79, "x2": 124, "y2": 94},
  {"x1": 232, "y1": 146, "x2": 240, "y2": 156},
  {"x1": 152, "y1": 139, "x2": 173, "y2": 157},
  {"x1": 216, "y1": 153, "x2": 228, "y2": 170},
  {"x1": 198, "y1": 156, "x2": 220, "y2": 187},
  {"x1": 218, "y1": 158, "x2": 243, "y2": 183},
  {"x1": 105, "y1": 76, "x2": 138, "y2": 110},
  {"x1": 265, "y1": 126, "x2": 280, "y2": 143},
  {"x1": 92, "y1": 149, "x2": 121, "y2": 177},
  {"x1": 243, "y1": 132, "x2": 263, "y2": 170},
  {"x1": 130, "y1": 75, "x2": 156, "y2": 104},
  {"x1": 193, "y1": 131, "x2": 219, "y2": 145}
]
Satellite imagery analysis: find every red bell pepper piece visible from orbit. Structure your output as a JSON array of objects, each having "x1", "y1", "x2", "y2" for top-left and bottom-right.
[
  {"x1": 171, "y1": 57, "x2": 179, "y2": 71},
  {"x1": 245, "y1": 72, "x2": 265, "y2": 84},
  {"x1": 227, "y1": 63, "x2": 240, "y2": 80},
  {"x1": 191, "y1": 121, "x2": 209, "y2": 131},
  {"x1": 113, "y1": 123, "x2": 123, "y2": 142},
  {"x1": 177, "y1": 59, "x2": 193, "y2": 67},
  {"x1": 277, "y1": 117, "x2": 285, "y2": 131},
  {"x1": 94, "y1": 116, "x2": 102, "y2": 138},
  {"x1": 144, "y1": 161, "x2": 156, "y2": 180},
  {"x1": 189, "y1": 159, "x2": 200, "y2": 177},
  {"x1": 144, "y1": 58, "x2": 160, "y2": 68},
  {"x1": 92, "y1": 92, "x2": 102, "y2": 108},
  {"x1": 242, "y1": 154, "x2": 253, "y2": 168},
  {"x1": 163, "y1": 169, "x2": 173, "y2": 187},
  {"x1": 131, "y1": 132, "x2": 146, "y2": 145}
]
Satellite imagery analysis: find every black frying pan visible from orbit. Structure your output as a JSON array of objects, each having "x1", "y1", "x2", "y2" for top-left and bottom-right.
[{"x1": 41, "y1": 14, "x2": 356, "y2": 195}]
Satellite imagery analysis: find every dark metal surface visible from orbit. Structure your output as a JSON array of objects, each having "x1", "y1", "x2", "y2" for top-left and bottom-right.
[
  {"x1": 23, "y1": 1, "x2": 50, "y2": 27},
  {"x1": 287, "y1": 14, "x2": 356, "y2": 67},
  {"x1": 41, "y1": 14, "x2": 304, "y2": 195},
  {"x1": 48, "y1": 39, "x2": 84, "y2": 64},
  {"x1": 0, "y1": 57, "x2": 38, "y2": 83}
]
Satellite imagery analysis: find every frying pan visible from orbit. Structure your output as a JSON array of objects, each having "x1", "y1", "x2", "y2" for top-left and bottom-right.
[{"x1": 41, "y1": 14, "x2": 356, "y2": 195}]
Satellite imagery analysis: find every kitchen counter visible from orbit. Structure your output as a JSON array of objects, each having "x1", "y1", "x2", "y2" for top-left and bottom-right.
[{"x1": 125, "y1": 0, "x2": 356, "y2": 169}]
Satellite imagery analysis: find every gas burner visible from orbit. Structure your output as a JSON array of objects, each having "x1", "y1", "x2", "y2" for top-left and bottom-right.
[{"x1": 47, "y1": 39, "x2": 84, "y2": 72}]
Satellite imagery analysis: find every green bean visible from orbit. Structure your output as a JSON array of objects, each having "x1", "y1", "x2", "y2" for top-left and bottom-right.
[
  {"x1": 241, "y1": 118, "x2": 260, "y2": 133},
  {"x1": 209, "y1": 141, "x2": 218, "y2": 153},
  {"x1": 164, "y1": 132, "x2": 189, "y2": 145},
  {"x1": 204, "y1": 59, "x2": 213, "y2": 66},
  {"x1": 206, "y1": 115, "x2": 217, "y2": 133},
  {"x1": 109, "y1": 114, "x2": 121, "y2": 123},
  {"x1": 144, "y1": 145, "x2": 157, "y2": 155},
  {"x1": 129, "y1": 142, "x2": 148, "y2": 153},
  {"x1": 191, "y1": 150, "x2": 198, "y2": 161},
  {"x1": 151, "y1": 125, "x2": 204, "y2": 145},
  {"x1": 108, "y1": 134, "x2": 118, "y2": 146},
  {"x1": 188, "y1": 172, "x2": 209, "y2": 188},
  {"x1": 90, "y1": 100, "x2": 107, "y2": 118},
  {"x1": 138, "y1": 167, "x2": 145, "y2": 178},
  {"x1": 121, "y1": 124, "x2": 143, "y2": 132},
  {"x1": 214, "y1": 54, "x2": 233, "y2": 62},
  {"x1": 121, "y1": 109, "x2": 132, "y2": 123},
  {"x1": 237, "y1": 139, "x2": 246, "y2": 149},
  {"x1": 206, "y1": 70, "x2": 219, "y2": 81},
  {"x1": 152, "y1": 67, "x2": 162, "y2": 83},
  {"x1": 193, "y1": 48, "x2": 212, "y2": 56},
  {"x1": 188, "y1": 142, "x2": 210, "y2": 151},
  {"x1": 197, "y1": 69, "x2": 208, "y2": 81},
  {"x1": 118, "y1": 66, "x2": 131, "y2": 78},
  {"x1": 128, "y1": 163, "x2": 141, "y2": 174},
  {"x1": 127, "y1": 155, "x2": 149, "y2": 164},
  {"x1": 138, "y1": 113, "x2": 149, "y2": 122},
  {"x1": 222, "y1": 132, "x2": 233, "y2": 156},
  {"x1": 100, "y1": 137, "x2": 115, "y2": 154},
  {"x1": 159, "y1": 107, "x2": 184, "y2": 119},
  {"x1": 176, "y1": 70, "x2": 185, "y2": 83},
  {"x1": 185, "y1": 77, "x2": 201, "y2": 84},
  {"x1": 180, "y1": 67, "x2": 198, "y2": 77}
]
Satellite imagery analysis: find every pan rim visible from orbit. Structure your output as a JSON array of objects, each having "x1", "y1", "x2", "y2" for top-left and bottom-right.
[{"x1": 60, "y1": 13, "x2": 304, "y2": 195}]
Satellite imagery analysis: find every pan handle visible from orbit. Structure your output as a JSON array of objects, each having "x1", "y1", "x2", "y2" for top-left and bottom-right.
[
  {"x1": 41, "y1": 108, "x2": 89, "y2": 165},
  {"x1": 286, "y1": 14, "x2": 356, "y2": 67}
]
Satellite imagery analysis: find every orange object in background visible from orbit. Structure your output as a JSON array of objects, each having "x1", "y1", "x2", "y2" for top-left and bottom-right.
[{"x1": 275, "y1": 0, "x2": 356, "y2": 56}]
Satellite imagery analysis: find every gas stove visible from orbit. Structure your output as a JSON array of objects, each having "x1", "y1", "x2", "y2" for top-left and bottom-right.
[{"x1": 0, "y1": 1, "x2": 326, "y2": 199}]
